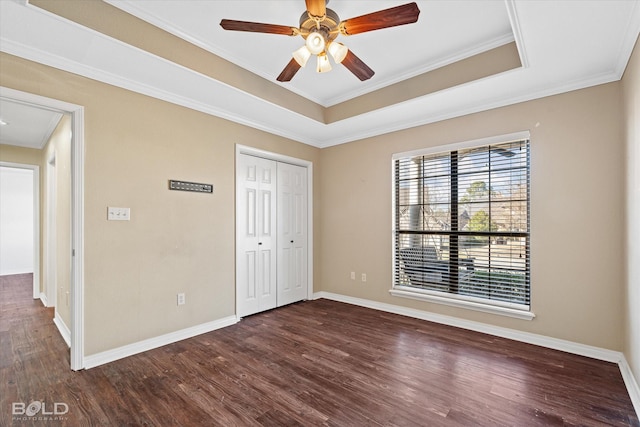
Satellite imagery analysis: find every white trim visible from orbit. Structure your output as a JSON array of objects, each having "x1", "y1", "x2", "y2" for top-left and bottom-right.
[
  {"x1": 234, "y1": 145, "x2": 314, "y2": 318},
  {"x1": 236, "y1": 145, "x2": 313, "y2": 169},
  {"x1": 33, "y1": 165, "x2": 40, "y2": 299},
  {"x1": 83, "y1": 316, "x2": 238, "y2": 369},
  {"x1": 0, "y1": 3, "x2": 325, "y2": 146},
  {"x1": 313, "y1": 291, "x2": 639, "y2": 418},
  {"x1": 322, "y1": 34, "x2": 516, "y2": 107},
  {"x1": 504, "y1": 0, "x2": 529, "y2": 69},
  {"x1": 313, "y1": 291, "x2": 622, "y2": 363},
  {"x1": 315, "y1": 69, "x2": 622, "y2": 149},
  {"x1": 614, "y1": 0, "x2": 640, "y2": 79},
  {"x1": 1, "y1": 86, "x2": 86, "y2": 371},
  {"x1": 389, "y1": 287, "x2": 535, "y2": 321},
  {"x1": 619, "y1": 356, "x2": 640, "y2": 417},
  {"x1": 104, "y1": 0, "x2": 514, "y2": 108},
  {"x1": 0, "y1": 161, "x2": 40, "y2": 299},
  {"x1": 37, "y1": 111, "x2": 64, "y2": 150},
  {"x1": 53, "y1": 311, "x2": 71, "y2": 348},
  {"x1": 2, "y1": 24, "x2": 617, "y2": 151},
  {"x1": 70, "y1": 104, "x2": 85, "y2": 371},
  {"x1": 39, "y1": 291, "x2": 48, "y2": 308},
  {"x1": 390, "y1": 131, "x2": 532, "y2": 320},
  {"x1": 392, "y1": 130, "x2": 531, "y2": 159},
  {"x1": 2, "y1": 1, "x2": 634, "y2": 149},
  {"x1": 45, "y1": 153, "x2": 57, "y2": 308}
]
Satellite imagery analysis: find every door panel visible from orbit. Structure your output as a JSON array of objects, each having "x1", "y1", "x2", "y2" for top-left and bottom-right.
[
  {"x1": 237, "y1": 154, "x2": 277, "y2": 317},
  {"x1": 277, "y1": 162, "x2": 308, "y2": 306},
  {"x1": 245, "y1": 251, "x2": 256, "y2": 299}
]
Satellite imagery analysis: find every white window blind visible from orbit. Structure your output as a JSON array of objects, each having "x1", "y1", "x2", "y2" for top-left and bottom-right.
[{"x1": 393, "y1": 138, "x2": 530, "y2": 311}]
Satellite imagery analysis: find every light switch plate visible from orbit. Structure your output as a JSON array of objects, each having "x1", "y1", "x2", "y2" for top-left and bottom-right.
[
  {"x1": 177, "y1": 293, "x2": 186, "y2": 306},
  {"x1": 107, "y1": 207, "x2": 130, "y2": 221}
]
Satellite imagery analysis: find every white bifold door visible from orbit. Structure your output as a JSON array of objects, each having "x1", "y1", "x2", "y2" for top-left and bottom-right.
[{"x1": 237, "y1": 154, "x2": 308, "y2": 317}]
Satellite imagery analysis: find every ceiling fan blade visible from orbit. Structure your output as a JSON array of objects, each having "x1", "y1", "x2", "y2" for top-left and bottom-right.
[
  {"x1": 340, "y1": 2, "x2": 420, "y2": 35},
  {"x1": 341, "y1": 50, "x2": 375, "y2": 81},
  {"x1": 220, "y1": 19, "x2": 297, "y2": 36},
  {"x1": 277, "y1": 58, "x2": 302, "y2": 82},
  {"x1": 305, "y1": 0, "x2": 326, "y2": 19}
]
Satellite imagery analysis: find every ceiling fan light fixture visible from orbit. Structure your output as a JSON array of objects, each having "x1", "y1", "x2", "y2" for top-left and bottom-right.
[
  {"x1": 328, "y1": 41, "x2": 348, "y2": 63},
  {"x1": 305, "y1": 30, "x2": 326, "y2": 55},
  {"x1": 316, "y1": 53, "x2": 332, "y2": 73},
  {"x1": 220, "y1": 2, "x2": 421, "y2": 82},
  {"x1": 292, "y1": 45, "x2": 312, "y2": 67}
]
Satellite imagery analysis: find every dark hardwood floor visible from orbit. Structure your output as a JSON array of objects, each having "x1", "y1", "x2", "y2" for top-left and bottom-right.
[{"x1": 1, "y1": 273, "x2": 638, "y2": 426}]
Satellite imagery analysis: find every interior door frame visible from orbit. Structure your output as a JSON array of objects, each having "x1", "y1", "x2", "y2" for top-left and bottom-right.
[
  {"x1": 0, "y1": 86, "x2": 85, "y2": 371},
  {"x1": 235, "y1": 145, "x2": 313, "y2": 318},
  {"x1": 0, "y1": 162, "x2": 39, "y2": 299},
  {"x1": 45, "y1": 152, "x2": 57, "y2": 308}
]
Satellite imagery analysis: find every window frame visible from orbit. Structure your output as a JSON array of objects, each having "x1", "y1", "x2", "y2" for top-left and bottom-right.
[{"x1": 390, "y1": 131, "x2": 535, "y2": 320}]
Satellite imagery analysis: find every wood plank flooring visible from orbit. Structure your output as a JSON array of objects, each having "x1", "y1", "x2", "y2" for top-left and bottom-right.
[{"x1": 1, "y1": 273, "x2": 638, "y2": 426}]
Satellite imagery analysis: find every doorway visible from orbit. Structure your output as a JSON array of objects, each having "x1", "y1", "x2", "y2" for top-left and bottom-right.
[
  {"x1": 0, "y1": 164, "x2": 38, "y2": 299},
  {"x1": 0, "y1": 86, "x2": 85, "y2": 370},
  {"x1": 235, "y1": 145, "x2": 313, "y2": 318}
]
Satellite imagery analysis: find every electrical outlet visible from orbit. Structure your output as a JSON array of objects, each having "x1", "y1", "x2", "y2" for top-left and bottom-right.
[
  {"x1": 361, "y1": 273, "x2": 367, "y2": 282},
  {"x1": 350, "y1": 272, "x2": 356, "y2": 280},
  {"x1": 177, "y1": 293, "x2": 186, "y2": 306}
]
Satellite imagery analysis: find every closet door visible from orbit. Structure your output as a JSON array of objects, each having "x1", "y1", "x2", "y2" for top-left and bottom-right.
[
  {"x1": 277, "y1": 162, "x2": 308, "y2": 306},
  {"x1": 236, "y1": 154, "x2": 277, "y2": 317}
]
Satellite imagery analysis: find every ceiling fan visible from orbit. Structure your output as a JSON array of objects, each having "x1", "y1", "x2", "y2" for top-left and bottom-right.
[{"x1": 220, "y1": 0, "x2": 420, "y2": 82}]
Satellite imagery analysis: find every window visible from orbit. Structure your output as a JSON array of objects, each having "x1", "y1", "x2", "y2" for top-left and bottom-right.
[{"x1": 392, "y1": 133, "x2": 531, "y2": 318}]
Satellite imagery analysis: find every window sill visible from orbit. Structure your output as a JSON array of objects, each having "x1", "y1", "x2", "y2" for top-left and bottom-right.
[{"x1": 389, "y1": 286, "x2": 536, "y2": 321}]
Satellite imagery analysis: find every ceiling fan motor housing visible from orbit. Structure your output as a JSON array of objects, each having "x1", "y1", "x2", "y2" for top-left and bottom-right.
[{"x1": 299, "y1": 8, "x2": 340, "y2": 43}]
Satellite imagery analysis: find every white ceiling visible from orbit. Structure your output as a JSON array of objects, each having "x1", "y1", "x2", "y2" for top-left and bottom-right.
[
  {"x1": 107, "y1": 0, "x2": 515, "y2": 107},
  {"x1": 0, "y1": 98, "x2": 63, "y2": 149},
  {"x1": 0, "y1": 0, "x2": 639, "y2": 149}
]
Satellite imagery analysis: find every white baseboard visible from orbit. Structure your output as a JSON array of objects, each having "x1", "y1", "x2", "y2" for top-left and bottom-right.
[
  {"x1": 314, "y1": 291, "x2": 622, "y2": 362},
  {"x1": 619, "y1": 356, "x2": 640, "y2": 417},
  {"x1": 83, "y1": 315, "x2": 238, "y2": 369},
  {"x1": 39, "y1": 292, "x2": 48, "y2": 307},
  {"x1": 53, "y1": 311, "x2": 71, "y2": 348},
  {"x1": 313, "y1": 291, "x2": 639, "y2": 417}
]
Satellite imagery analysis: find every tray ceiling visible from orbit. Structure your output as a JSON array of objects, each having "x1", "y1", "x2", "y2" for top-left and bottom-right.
[{"x1": 0, "y1": 0, "x2": 638, "y2": 148}]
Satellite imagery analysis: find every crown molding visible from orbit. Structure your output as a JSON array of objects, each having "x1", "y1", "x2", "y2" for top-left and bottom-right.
[
  {"x1": 614, "y1": 0, "x2": 640, "y2": 78},
  {"x1": 2, "y1": 0, "x2": 638, "y2": 149},
  {"x1": 0, "y1": 1, "x2": 326, "y2": 145},
  {"x1": 104, "y1": 0, "x2": 515, "y2": 108},
  {"x1": 504, "y1": 0, "x2": 529, "y2": 68},
  {"x1": 323, "y1": 33, "x2": 515, "y2": 107},
  {"x1": 314, "y1": 66, "x2": 622, "y2": 148}
]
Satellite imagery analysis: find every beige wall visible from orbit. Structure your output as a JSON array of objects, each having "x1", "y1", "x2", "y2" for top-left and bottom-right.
[
  {"x1": 0, "y1": 42, "x2": 634, "y2": 361},
  {"x1": 42, "y1": 115, "x2": 72, "y2": 327},
  {"x1": 0, "y1": 144, "x2": 42, "y2": 166},
  {"x1": 319, "y1": 82, "x2": 626, "y2": 350},
  {"x1": 623, "y1": 38, "x2": 640, "y2": 383},
  {"x1": 0, "y1": 52, "x2": 321, "y2": 356}
]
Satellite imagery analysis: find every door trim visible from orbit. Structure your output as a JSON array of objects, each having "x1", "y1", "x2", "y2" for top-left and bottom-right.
[
  {"x1": 0, "y1": 162, "x2": 40, "y2": 299},
  {"x1": 235, "y1": 145, "x2": 313, "y2": 318},
  {"x1": 45, "y1": 153, "x2": 57, "y2": 308},
  {"x1": 0, "y1": 86, "x2": 85, "y2": 371}
]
